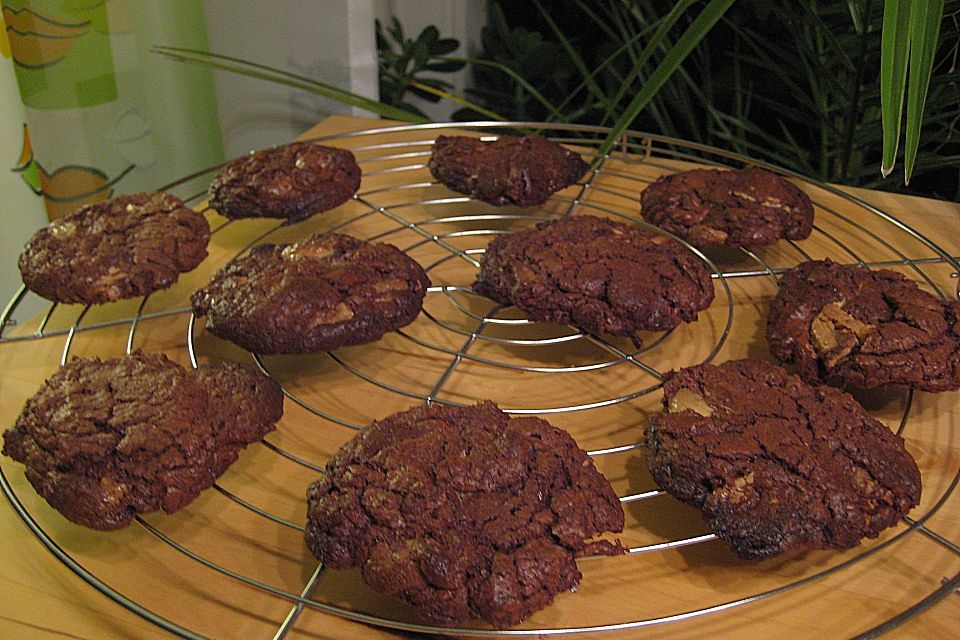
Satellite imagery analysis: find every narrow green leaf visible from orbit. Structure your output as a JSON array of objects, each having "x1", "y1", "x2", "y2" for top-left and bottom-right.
[
  {"x1": 388, "y1": 16, "x2": 404, "y2": 44},
  {"x1": 532, "y1": 0, "x2": 613, "y2": 115},
  {"x1": 407, "y1": 80, "x2": 508, "y2": 121},
  {"x1": 158, "y1": 46, "x2": 364, "y2": 101},
  {"x1": 571, "y1": 0, "x2": 621, "y2": 42},
  {"x1": 847, "y1": 0, "x2": 866, "y2": 34},
  {"x1": 593, "y1": 0, "x2": 736, "y2": 163},
  {"x1": 903, "y1": 0, "x2": 945, "y2": 184},
  {"x1": 879, "y1": 0, "x2": 912, "y2": 176},
  {"x1": 410, "y1": 87, "x2": 444, "y2": 103},
  {"x1": 397, "y1": 101, "x2": 427, "y2": 118},
  {"x1": 545, "y1": 15, "x2": 664, "y2": 122},
  {"x1": 153, "y1": 46, "x2": 429, "y2": 123},
  {"x1": 444, "y1": 55, "x2": 562, "y2": 119},
  {"x1": 599, "y1": 0, "x2": 700, "y2": 127},
  {"x1": 374, "y1": 19, "x2": 390, "y2": 52}
]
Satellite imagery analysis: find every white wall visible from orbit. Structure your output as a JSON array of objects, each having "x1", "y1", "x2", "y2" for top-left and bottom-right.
[
  {"x1": 203, "y1": 1, "x2": 486, "y2": 157},
  {"x1": 202, "y1": 0, "x2": 379, "y2": 157}
]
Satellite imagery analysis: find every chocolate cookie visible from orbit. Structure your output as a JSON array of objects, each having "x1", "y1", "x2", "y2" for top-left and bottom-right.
[
  {"x1": 428, "y1": 134, "x2": 589, "y2": 207},
  {"x1": 2, "y1": 351, "x2": 283, "y2": 530},
  {"x1": 18, "y1": 192, "x2": 210, "y2": 304},
  {"x1": 209, "y1": 141, "x2": 361, "y2": 223},
  {"x1": 305, "y1": 401, "x2": 624, "y2": 627},
  {"x1": 191, "y1": 233, "x2": 430, "y2": 354},
  {"x1": 767, "y1": 260, "x2": 960, "y2": 391},
  {"x1": 647, "y1": 358, "x2": 921, "y2": 561},
  {"x1": 640, "y1": 168, "x2": 814, "y2": 248},
  {"x1": 474, "y1": 215, "x2": 715, "y2": 340}
]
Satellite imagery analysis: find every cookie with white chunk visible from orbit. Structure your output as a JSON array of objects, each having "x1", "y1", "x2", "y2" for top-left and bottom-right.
[
  {"x1": 18, "y1": 192, "x2": 210, "y2": 304},
  {"x1": 767, "y1": 259, "x2": 960, "y2": 391},
  {"x1": 191, "y1": 233, "x2": 430, "y2": 354},
  {"x1": 640, "y1": 168, "x2": 813, "y2": 248},
  {"x1": 647, "y1": 358, "x2": 921, "y2": 560},
  {"x1": 209, "y1": 141, "x2": 360, "y2": 223},
  {"x1": 2, "y1": 351, "x2": 282, "y2": 530}
]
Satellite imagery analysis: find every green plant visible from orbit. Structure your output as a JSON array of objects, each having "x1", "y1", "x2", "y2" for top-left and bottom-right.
[
  {"x1": 461, "y1": 1, "x2": 958, "y2": 198},
  {"x1": 880, "y1": 0, "x2": 946, "y2": 182},
  {"x1": 155, "y1": 2, "x2": 956, "y2": 197},
  {"x1": 452, "y1": 0, "x2": 738, "y2": 163},
  {"x1": 722, "y1": 1, "x2": 958, "y2": 195},
  {"x1": 375, "y1": 17, "x2": 466, "y2": 118},
  {"x1": 451, "y1": 4, "x2": 579, "y2": 121}
]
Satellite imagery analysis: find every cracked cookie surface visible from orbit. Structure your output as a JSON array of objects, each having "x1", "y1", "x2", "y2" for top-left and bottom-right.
[
  {"x1": 647, "y1": 358, "x2": 921, "y2": 561},
  {"x1": 305, "y1": 401, "x2": 624, "y2": 627},
  {"x1": 640, "y1": 168, "x2": 814, "y2": 248},
  {"x1": 767, "y1": 259, "x2": 960, "y2": 391},
  {"x1": 428, "y1": 134, "x2": 589, "y2": 207},
  {"x1": 2, "y1": 351, "x2": 283, "y2": 530},
  {"x1": 474, "y1": 215, "x2": 715, "y2": 339},
  {"x1": 209, "y1": 141, "x2": 361, "y2": 223},
  {"x1": 18, "y1": 191, "x2": 210, "y2": 304},
  {"x1": 191, "y1": 233, "x2": 430, "y2": 354}
]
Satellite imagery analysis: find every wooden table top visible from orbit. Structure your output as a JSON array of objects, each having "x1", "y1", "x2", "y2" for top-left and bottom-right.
[{"x1": 2, "y1": 115, "x2": 959, "y2": 640}]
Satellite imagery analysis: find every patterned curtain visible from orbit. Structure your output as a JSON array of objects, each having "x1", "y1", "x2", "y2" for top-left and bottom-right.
[
  {"x1": 2, "y1": 0, "x2": 223, "y2": 223},
  {"x1": 1, "y1": 6, "x2": 46, "y2": 306}
]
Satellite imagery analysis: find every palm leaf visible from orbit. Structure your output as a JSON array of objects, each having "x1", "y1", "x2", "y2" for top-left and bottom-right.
[
  {"x1": 153, "y1": 46, "x2": 429, "y2": 123},
  {"x1": 570, "y1": 0, "x2": 621, "y2": 42},
  {"x1": 879, "y1": 0, "x2": 912, "y2": 175},
  {"x1": 406, "y1": 80, "x2": 508, "y2": 121},
  {"x1": 903, "y1": 0, "x2": 946, "y2": 183},
  {"x1": 599, "y1": 0, "x2": 701, "y2": 128},
  {"x1": 593, "y1": 0, "x2": 736, "y2": 163},
  {"x1": 532, "y1": 0, "x2": 614, "y2": 116},
  {"x1": 442, "y1": 55, "x2": 562, "y2": 119},
  {"x1": 547, "y1": 14, "x2": 665, "y2": 122}
]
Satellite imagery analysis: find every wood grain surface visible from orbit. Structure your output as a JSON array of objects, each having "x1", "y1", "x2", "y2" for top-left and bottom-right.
[{"x1": 1, "y1": 115, "x2": 958, "y2": 640}]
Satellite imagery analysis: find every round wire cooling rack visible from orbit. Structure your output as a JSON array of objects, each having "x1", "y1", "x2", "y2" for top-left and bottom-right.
[{"x1": 2, "y1": 121, "x2": 960, "y2": 640}]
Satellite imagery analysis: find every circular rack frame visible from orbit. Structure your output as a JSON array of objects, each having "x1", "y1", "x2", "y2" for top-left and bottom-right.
[{"x1": 2, "y1": 121, "x2": 959, "y2": 640}]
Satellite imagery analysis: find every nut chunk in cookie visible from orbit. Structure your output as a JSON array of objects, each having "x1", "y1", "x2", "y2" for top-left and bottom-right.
[
  {"x1": 209, "y1": 141, "x2": 361, "y2": 223},
  {"x1": 767, "y1": 259, "x2": 960, "y2": 391},
  {"x1": 18, "y1": 191, "x2": 210, "y2": 305},
  {"x1": 428, "y1": 134, "x2": 589, "y2": 207},
  {"x1": 647, "y1": 359, "x2": 921, "y2": 561},
  {"x1": 191, "y1": 233, "x2": 430, "y2": 354},
  {"x1": 640, "y1": 168, "x2": 813, "y2": 248},
  {"x1": 305, "y1": 402, "x2": 624, "y2": 627},
  {"x1": 474, "y1": 215, "x2": 714, "y2": 340},
  {"x1": 2, "y1": 352, "x2": 283, "y2": 530}
]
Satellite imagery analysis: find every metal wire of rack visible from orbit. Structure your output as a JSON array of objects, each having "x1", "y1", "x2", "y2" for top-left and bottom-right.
[{"x1": 1, "y1": 121, "x2": 959, "y2": 640}]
